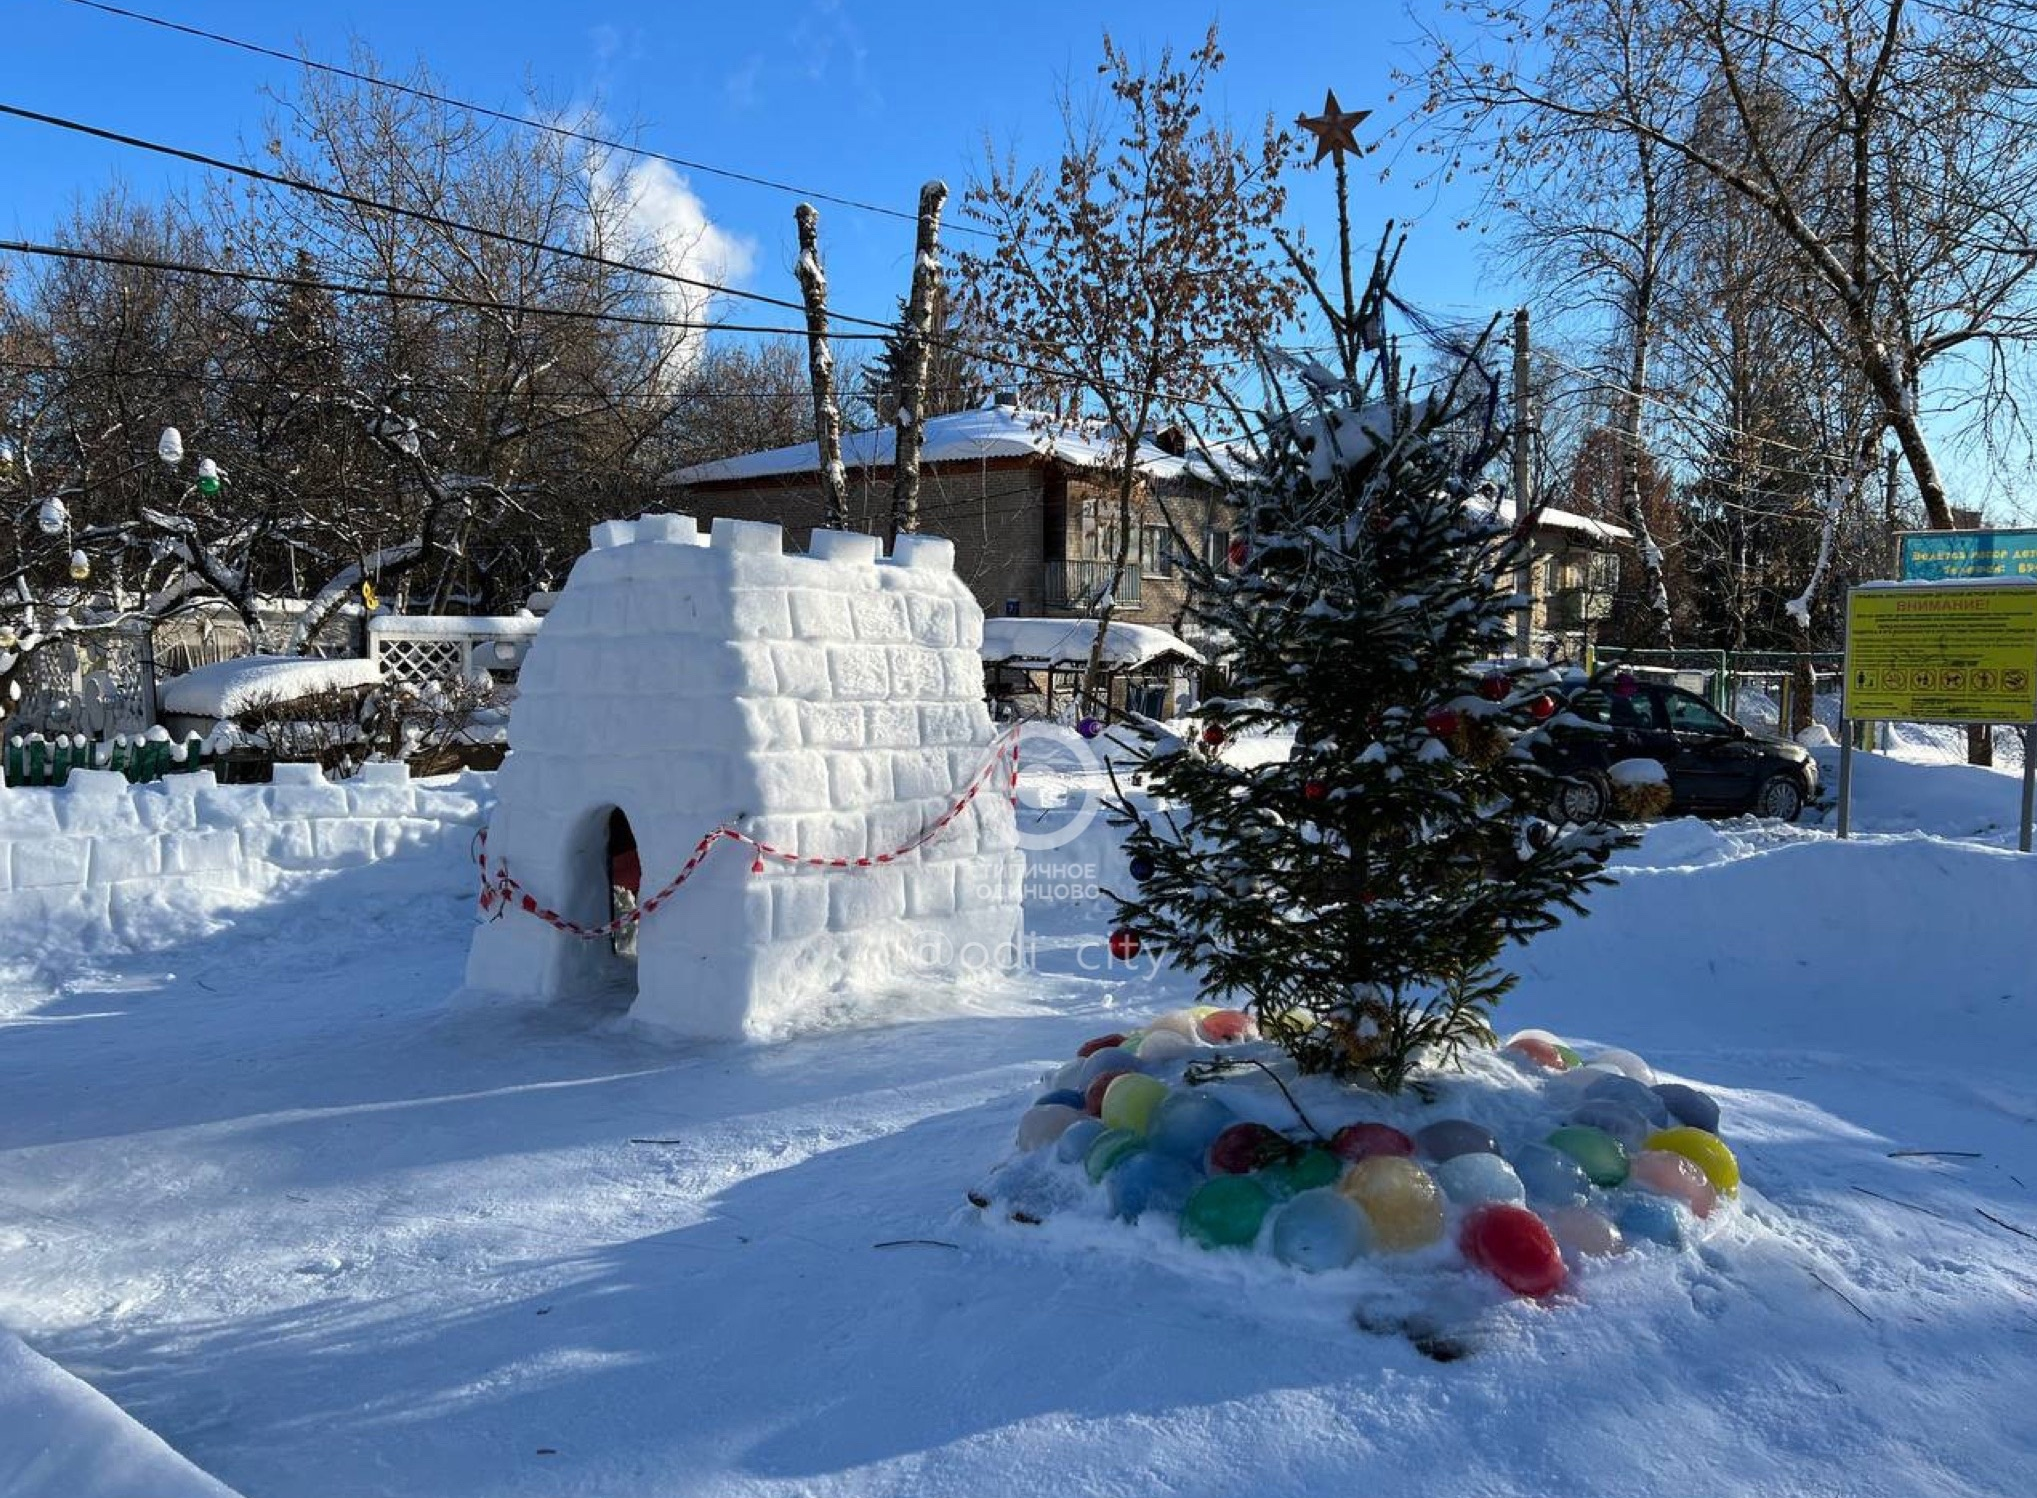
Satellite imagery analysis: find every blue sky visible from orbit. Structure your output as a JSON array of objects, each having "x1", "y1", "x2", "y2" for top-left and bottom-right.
[{"x1": 3, "y1": 0, "x2": 1509, "y2": 355}]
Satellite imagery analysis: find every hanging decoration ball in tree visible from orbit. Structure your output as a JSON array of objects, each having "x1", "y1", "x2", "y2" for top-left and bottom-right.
[
  {"x1": 1107, "y1": 928, "x2": 1142, "y2": 961},
  {"x1": 36, "y1": 498, "x2": 69, "y2": 536},
  {"x1": 196, "y1": 458, "x2": 222, "y2": 497},
  {"x1": 1613, "y1": 670, "x2": 1639, "y2": 699},
  {"x1": 1076, "y1": 716, "x2": 1103, "y2": 739},
  {"x1": 1201, "y1": 723, "x2": 1226, "y2": 746},
  {"x1": 1303, "y1": 779, "x2": 1328, "y2": 801},
  {"x1": 1128, "y1": 853, "x2": 1156, "y2": 882},
  {"x1": 1227, "y1": 538, "x2": 1248, "y2": 568},
  {"x1": 1529, "y1": 693, "x2": 1558, "y2": 722},
  {"x1": 0, "y1": 624, "x2": 17, "y2": 651},
  {"x1": 67, "y1": 549, "x2": 90, "y2": 582},
  {"x1": 1424, "y1": 706, "x2": 1460, "y2": 738},
  {"x1": 157, "y1": 426, "x2": 184, "y2": 465},
  {"x1": 1479, "y1": 671, "x2": 1509, "y2": 702}
]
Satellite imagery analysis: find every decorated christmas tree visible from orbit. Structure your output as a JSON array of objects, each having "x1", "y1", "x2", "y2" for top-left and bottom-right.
[{"x1": 1106, "y1": 231, "x2": 1620, "y2": 1094}]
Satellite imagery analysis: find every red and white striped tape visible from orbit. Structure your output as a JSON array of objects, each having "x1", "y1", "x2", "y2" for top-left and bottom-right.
[{"x1": 476, "y1": 724, "x2": 1026, "y2": 941}]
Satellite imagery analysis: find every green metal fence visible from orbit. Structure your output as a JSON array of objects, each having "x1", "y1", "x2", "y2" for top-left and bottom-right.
[{"x1": 4, "y1": 729, "x2": 214, "y2": 788}]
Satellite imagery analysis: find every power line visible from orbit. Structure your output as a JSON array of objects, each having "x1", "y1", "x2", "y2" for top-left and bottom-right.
[
  {"x1": 0, "y1": 101, "x2": 904, "y2": 333},
  {"x1": 55, "y1": 0, "x2": 994, "y2": 240}
]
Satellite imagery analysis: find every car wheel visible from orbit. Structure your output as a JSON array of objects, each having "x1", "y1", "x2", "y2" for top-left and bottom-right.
[
  {"x1": 1754, "y1": 772, "x2": 1805, "y2": 822},
  {"x1": 1550, "y1": 769, "x2": 1611, "y2": 824}
]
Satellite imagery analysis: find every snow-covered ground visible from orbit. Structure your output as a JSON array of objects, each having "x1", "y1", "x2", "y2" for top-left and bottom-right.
[{"x1": 3, "y1": 742, "x2": 2036, "y2": 1496}]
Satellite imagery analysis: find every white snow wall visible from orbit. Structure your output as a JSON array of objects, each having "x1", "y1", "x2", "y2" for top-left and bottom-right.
[{"x1": 464, "y1": 515, "x2": 1025, "y2": 1039}]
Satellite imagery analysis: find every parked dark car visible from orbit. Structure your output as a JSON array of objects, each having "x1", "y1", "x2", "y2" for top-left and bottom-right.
[{"x1": 1538, "y1": 679, "x2": 1819, "y2": 823}]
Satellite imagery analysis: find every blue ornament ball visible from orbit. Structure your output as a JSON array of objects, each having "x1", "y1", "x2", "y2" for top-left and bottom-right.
[
  {"x1": 1128, "y1": 853, "x2": 1156, "y2": 882},
  {"x1": 1076, "y1": 716, "x2": 1104, "y2": 739}
]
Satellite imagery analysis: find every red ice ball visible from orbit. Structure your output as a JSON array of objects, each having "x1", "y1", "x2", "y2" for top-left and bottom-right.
[
  {"x1": 1107, "y1": 928, "x2": 1142, "y2": 961},
  {"x1": 1077, "y1": 1032, "x2": 1128, "y2": 1058},
  {"x1": 1460, "y1": 1203, "x2": 1568, "y2": 1299},
  {"x1": 1329, "y1": 1122, "x2": 1415, "y2": 1163},
  {"x1": 1198, "y1": 1008, "x2": 1253, "y2": 1043},
  {"x1": 1084, "y1": 1070, "x2": 1134, "y2": 1116},
  {"x1": 1208, "y1": 1121, "x2": 1290, "y2": 1175},
  {"x1": 1479, "y1": 671, "x2": 1510, "y2": 702},
  {"x1": 1505, "y1": 1036, "x2": 1566, "y2": 1070}
]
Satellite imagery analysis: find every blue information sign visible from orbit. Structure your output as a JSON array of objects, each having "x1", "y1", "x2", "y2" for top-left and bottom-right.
[{"x1": 1899, "y1": 529, "x2": 2037, "y2": 581}]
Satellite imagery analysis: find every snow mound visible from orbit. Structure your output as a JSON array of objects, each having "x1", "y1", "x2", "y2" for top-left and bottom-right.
[
  {"x1": 158, "y1": 655, "x2": 381, "y2": 718},
  {"x1": 0, "y1": 1328, "x2": 241, "y2": 1497}
]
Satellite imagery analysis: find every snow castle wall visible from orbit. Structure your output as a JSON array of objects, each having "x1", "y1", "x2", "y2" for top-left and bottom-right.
[{"x1": 462, "y1": 514, "x2": 1025, "y2": 1039}]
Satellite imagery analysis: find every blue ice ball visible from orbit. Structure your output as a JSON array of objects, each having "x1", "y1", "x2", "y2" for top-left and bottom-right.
[
  {"x1": 1432, "y1": 1151, "x2": 1527, "y2": 1206},
  {"x1": 1035, "y1": 1088, "x2": 1087, "y2": 1111},
  {"x1": 1616, "y1": 1192, "x2": 1690, "y2": 1249},
  {"x1": 1415, "y1": 1118, "x2": 1499, "y2": 1162},
  {"x1": 1270, "y1": 1188, "x2": 1372, "y2": 1272},
  {"x1": 1107, "y1": 1150, "x2": 1203, "y2": 1222},
  {"x1": 1567, "y1": 1098, "x2": 1653, "y2": 1151},
  {"x1": 1652, "y1": 1082, "x2": 1721, "y2": 1134},
  {"x1": 1055, "y1": 1118, "x2": 1107, "y2": 1165},
  {"x1": 1509, "y1": 1142, "x2": 1593, "y2": 1207},
  {"x1": 1586, "y1": 1072, "x2": 1673, "y2": 1127},
  {"x1": 1078, "y1": 1046, "x2": 1144, "y2": 1086},
  {"x1": 1146, "y1": 1090, "x2": 1236, "y2": 1163}
]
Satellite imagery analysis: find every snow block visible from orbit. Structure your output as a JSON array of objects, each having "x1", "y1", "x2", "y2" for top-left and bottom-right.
[
  {"x1": 166, "y1": 829, "x2": 241, "y2": 878},
  {"x1": 636, "y1": 512, "x2": 701, "y2": 545},
  {"x1": 88, "y1": 834, "x2": 162, "y2": 886},
  {"x1": 12, "y1": 835, "x2": 92, "y2": 889},
  {"x1": 313, "y1": 818, "x2": 379, "y2": 866},
  {"x1": 55, "y1": 769, "x2": 134, "y2": 834},
  {"x1": 266, "y1": 777, "x2": 353, "y2": 820},
  {"x1": 467, "y1": 510, "x2": 1023, "y2": 1039},
  {"x1": 590, "y1": 519, "x2": 637, "y2": 549}
]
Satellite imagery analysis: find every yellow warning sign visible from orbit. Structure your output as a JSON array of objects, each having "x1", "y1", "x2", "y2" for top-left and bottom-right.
[{"x1": 1844, "y1": 584, "x2": 2037, "y2": 723}]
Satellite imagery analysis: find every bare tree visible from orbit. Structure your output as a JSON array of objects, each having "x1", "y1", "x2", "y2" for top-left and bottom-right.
[{"x1": 960, "y1": 25, "x2": 1295, "y2": 704}]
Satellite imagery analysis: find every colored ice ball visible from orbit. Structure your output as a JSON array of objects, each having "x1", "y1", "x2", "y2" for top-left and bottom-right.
[
  {"x1": 1585, "y1": 1047, "x2": 1656, "y2": 1084},
  {"x1": 1083, "y1": 1071, "x2": 1134, "y2": 1116},
  {"x1": 1056, "y1": 1118, "x2": 1106, "y2": 1164},
  {"x1": 1078, "y1": 1047, "x2": 1141, "y2": 1086},
  {"x1": 1433, "y1": 1152, "x2": 1527, "y2": 1207},
  {"x1": 1330, "y1": 1122, "x2": 1416, "y2": 1163},
  {"x1": 1180, "y1": 1175, "x2": 1274, "y2": 1249},
  {"x1": 1196, "y1": 1009, "x2": 1256, "y2": 1044},
  {"x1": 1459, "y1": 1203, "x2": 1567, "y2": 1299},
  {"x1": 1506, "y1": 1036, "x2": 1568, "y2": 1070},
  {"x1": 1542, "y1": 1204, "x2": 1626, "y2": 1260},
  {"x1": 1415, "y1": 1118, "x2": 1499, "y2": 1162},
  {"x1": 1076, "y1": 716, "x2": 1104, "y2": 739},
  {"x1": 1616, "y1": 1192, "x2": 1690, "y2": 1248},
  {"x1": 1338, "y1": 1156, "x2": 1446, "y2": 1252},
  {"x1": 1107, "y1": 1151, "x2": 1202, "y2": 1222},
  {"x1": 1566, "y1": 1099, "x2": 1653, "y2": 1151},
  {"x1": 1257, "y1": 1148, "x2": 1345, "y2": 1200},
  {"x1": 1645, "y1": 1126, "x2": 1740, "y2": 1196},
  {"x1": 1133, "y1": 1029, "x2": 1198, "y2": 1064},
  {"x1": 1147, "y1": 1010, "x2": 1202, "y2": 1039},
  {"x1": 1584, "y1": 1072, "x2": 1673, "y2": 1127},
  {"x1": 1546, "y1": 1125, "x2": 1631, "y2": 1188},
  {"x1": 1050, "y1": 1058, "x2": 1087, "y2": 1092},
  {"x1": 1270, "y1": 1188, "x2": 1373, "y2": 1272},
  {"x1": 1034, "y1": 1088, "x2": 1086, "y2": 1110},
  {"x1": 1509, "y1": 1142, "x2": 1594, "y2": 1208},
  {"x1": 1629, "y1": 1149, "x2": 1719, "y2": 1219},
  {"x1": 1017, "y1": 1104, "x2": 1087, "y2": 1151},
  {"x1": 1652, "y1": 1082, "x2": 1722, "y2": 1134},
  {"x1": 1084, "y1": 1127, "x2": 1146, "y2": 1184},
  {"x1": 1147, "y1": 1090, "x2": 1236, "y2": 1162},
  {"x1": 1208, "y1": 1121, "x2": 1291, "y2": 1175},
  {"x1": 1100, "y1": 1073, "x2": 1170, "y2": 1136},
  {"x1": 1077, "y1": 1032, "x2": 1128, "y2": 1058}
]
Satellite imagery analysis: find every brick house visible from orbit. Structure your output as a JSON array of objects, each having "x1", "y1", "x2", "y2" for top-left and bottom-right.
[{"x1": 664, "y1": 399, "x2": 1229, "y2": 633}]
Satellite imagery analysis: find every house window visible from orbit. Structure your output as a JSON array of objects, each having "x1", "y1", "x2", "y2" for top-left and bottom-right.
[
  {"x1": 1139, "y1": 525, "x2": 1175, "y2": 578},
  {"x1": 1204, "y1": 528, "x2": 1231, "y2": 568}
]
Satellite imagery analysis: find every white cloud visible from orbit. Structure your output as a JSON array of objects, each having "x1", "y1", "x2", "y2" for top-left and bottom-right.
[{"x1": 615, "y1": 157, "x2": 758, "y2": 358}]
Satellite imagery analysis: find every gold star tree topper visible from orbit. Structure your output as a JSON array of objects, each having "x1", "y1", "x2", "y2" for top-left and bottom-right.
[{"x1": 1297, "y1": 89, "x2": 1371, "y2": 165}]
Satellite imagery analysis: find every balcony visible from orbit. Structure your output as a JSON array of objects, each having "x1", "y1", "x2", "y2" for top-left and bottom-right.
[{"x1": 1043, "y1": 560, "x2": 1140, "y2": 612}]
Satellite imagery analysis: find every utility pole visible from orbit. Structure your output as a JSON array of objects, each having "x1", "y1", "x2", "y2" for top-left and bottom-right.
[{"x1": 1512, "y1": 305, "x2": 1535, "y2": 658}]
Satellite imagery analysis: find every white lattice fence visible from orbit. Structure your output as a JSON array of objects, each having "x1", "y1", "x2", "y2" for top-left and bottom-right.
[{"x1": 368, "y1": 615, "x2": 543, "y2": 687}]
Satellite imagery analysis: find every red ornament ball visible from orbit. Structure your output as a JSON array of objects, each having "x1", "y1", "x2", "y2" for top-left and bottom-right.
[
  {"x1": 1528, "y1": 693, "x2": 1558, "y2": 722},
  {"x1": 1424, "y1": 707, "x2": 1460, "y2": 738},
  {"x1": 1083, "y1": 1070, "x2": 1134, "y2": 1116},
  {"x1": 1459, "y1": 1203, "x2": 1568, "y2": 1299},
  {"x1": 1201, "y1": 723, "x2": 1226, "y2": 746},
  {"x1": 1329, "y1": 1121, "x2": 1415, "y2": 1163},
  {"x1": 1107, "y1": 928, "x2": 1142, "y2": 961},
  {"x1": 1479, "y1": 671, "x2": 1510, "y2": 702},
  {"x1": 1227, "y1": 538, "x2": 1248, "y2": 567},
  {"x1": 1077, "y1": 1032, "x2": 1128, "y2": 1059},
  {"x1": 1303, "y1": 779, "x2": 1328, "y2": 801},
  {"x1": 1612, "y1": 670, "x2": 1640, "y2": 699},
  {"x1": 1208, "y1": 1121, "x2": 1290, "y2": 1175}
]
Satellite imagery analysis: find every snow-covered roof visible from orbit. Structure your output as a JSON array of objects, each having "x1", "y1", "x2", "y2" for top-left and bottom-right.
[
  {"x1": 666, "y1": 405, "x2": 1215, "y2": 487},
  {"x1": 980, "y1": 618, "x2": 1205, "y2": 672},
  {"x1": 1493, "y1": 497, "x2": 1633, "y2": 545},
  {"x1": 160, "y1": 654, "x2": 383, "y2": 719}
]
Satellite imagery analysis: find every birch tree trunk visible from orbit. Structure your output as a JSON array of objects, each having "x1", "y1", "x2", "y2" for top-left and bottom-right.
[
  {"x1": 794, "y1": 203, "x2": 849, "y2": 532},
  {"x1": 890, "y1": 181, "x2": 948, "y2": 545}
]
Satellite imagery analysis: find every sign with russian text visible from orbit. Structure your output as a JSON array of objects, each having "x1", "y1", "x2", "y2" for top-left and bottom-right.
[
  {"x1": 1843, "y1": 584, "x2": 2037, "y2": 724},
  {"x1": 1898, "y1": 528, "x2": 2037, "y2": 582}
]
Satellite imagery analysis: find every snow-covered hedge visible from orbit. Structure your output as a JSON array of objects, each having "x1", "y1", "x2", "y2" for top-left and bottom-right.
[{"x1": 0, "y1": 762, "x2": 486, "y2": 906}]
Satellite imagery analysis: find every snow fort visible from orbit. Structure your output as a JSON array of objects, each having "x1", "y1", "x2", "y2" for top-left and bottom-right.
[{"x1": 464, "y1": 514, "x2": 1025, "y2": 1038}]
